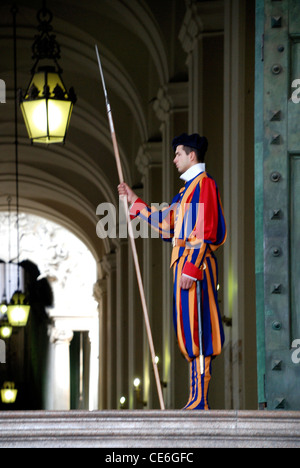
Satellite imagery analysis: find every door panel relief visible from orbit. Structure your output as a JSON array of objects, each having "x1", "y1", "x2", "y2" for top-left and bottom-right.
[{"x1": 262, "y1": 0, "x2": 300, "y2": 410}]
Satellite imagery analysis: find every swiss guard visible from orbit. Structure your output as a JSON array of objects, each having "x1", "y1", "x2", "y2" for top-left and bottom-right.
[{"x1": 118, "y1": 133, "x2": 227, "y2": 410}]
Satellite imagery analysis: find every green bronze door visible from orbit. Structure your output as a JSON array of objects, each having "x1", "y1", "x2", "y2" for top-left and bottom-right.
[{"x1": 256, "y1": 0, "x2": 300, "y2": 410}]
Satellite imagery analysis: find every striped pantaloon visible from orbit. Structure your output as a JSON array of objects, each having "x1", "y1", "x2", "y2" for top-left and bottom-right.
[{"x1": 173, "y1": 250, "x2": 223, "y2": 410}]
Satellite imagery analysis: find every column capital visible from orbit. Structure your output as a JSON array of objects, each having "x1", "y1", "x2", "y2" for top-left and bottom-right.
[
  {"x1": 179, "y1": 0, "x2": 224, "y2": 54},
  {"x1": 100, "y1": 251, "x2": 117, "y2": 275},
  {"x1": 135, "y1": 141, "x2": 162, "y2": 176},
  {"x1": 48, "y1": 326, "x2": 73, "y2": 345},
  {"x1": 93, "y1": 278, "x2": 107, "y2": 303},
  {"x1": 153, "y1": 83, "x2": 188, "y2": 122}
]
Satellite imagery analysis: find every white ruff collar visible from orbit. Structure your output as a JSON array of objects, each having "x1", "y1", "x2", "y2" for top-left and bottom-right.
[{"x1": 180, "y1": 163, "x2": 206, "y2": 182}]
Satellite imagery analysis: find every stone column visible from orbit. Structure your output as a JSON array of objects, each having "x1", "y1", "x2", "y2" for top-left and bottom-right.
[
  {"x1": 93, "y1": 278, "x2": 107, "y2": 410},
  {"x1": 179, "y1": 0, "x2": 227, "y2": 411},
  {"x1": 86, "y1": 327, "x2": 99, "y2": 411},
  {"x1": 223, "y1": 0, "x2": 256, "y2": 409},
  {"x1": 179, "y1": 0, "x2": 224, "y2": 133},
  {"x1": 136, "y1": 142, "x2": 163, "y2": 409},
  {"x1": 126, "y1": 187, "x2": 144, "y2": 409},
  {"x1": 100, "y1": 252, "x2": 117, "y2": 409},
  {"x1": 115, "y1": 239, "x2": 129, "y2": 409},
  {"x1": 153, "y1": 82, "x2": 188, "y2": 409},
  {"x1": 48, "y1": 327, "x2": 74, "y2": 410}
]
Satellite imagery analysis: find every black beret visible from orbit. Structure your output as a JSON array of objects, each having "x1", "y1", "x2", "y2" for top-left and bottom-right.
[{"x1": 172, "y1": 133, "x2": 208, "y2": 155}]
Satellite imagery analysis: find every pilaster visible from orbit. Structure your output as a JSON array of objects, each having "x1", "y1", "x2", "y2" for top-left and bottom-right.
[
  {"x1": 100, "y1": 252, "x2": 117, "y2": 409},
  {"x1": 136, "y1": 142, "x2": 163, "y2": 409},
  {"x1": 223, "y1": 0, "x2": 256, "y2": 409},
  {"x1": 153, "y1": 82, "x2": 188, "y2": 409},
  {"x1": 93, "y1": 278, "x2": 107, "y2": 410},
  {"x1": 179, "y1": 0, "x2": 224, "y2": 133},
  {"x1": 47, "y1": 326, "x2": 74, "y2": 410},
  {"x1": 115, "y1": 239, "x2": 129, "y2": 409}
]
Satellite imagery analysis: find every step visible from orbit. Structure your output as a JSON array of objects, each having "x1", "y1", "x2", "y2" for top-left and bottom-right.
[{"x1": 0, "y1": 410, "x2": 300, "y2": 448}]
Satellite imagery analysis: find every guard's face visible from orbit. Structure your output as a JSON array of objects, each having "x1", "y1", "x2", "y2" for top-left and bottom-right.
[{"x1": 173, "y1": 145, "x2": 192, "y2": 174}]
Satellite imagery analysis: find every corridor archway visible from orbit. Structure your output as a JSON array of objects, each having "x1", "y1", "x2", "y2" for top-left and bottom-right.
[{"x1": 0, "y1": 211, "x2": 99, "y2": 410}]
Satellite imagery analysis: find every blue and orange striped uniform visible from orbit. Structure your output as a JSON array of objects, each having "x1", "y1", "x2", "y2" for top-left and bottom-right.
[{"x1": 130, "y1": 171, "x2": 227, "y2": 409}]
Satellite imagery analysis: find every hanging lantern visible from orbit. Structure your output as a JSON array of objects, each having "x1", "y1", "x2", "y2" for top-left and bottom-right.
[
  {"x1": 0, "y1": 302, "x2": 8, "y2": 315},
  {"x1": 20, "y1": 66, "x2": 76, "y2": 144},
  {"x1": 19, "y1": 6, "x2": 76, "y2": 144},
  {"x1": 7, "y1": 292, "x2": 30, "y2": 327},
  {"x1": 1, "y1": 382, "x2": 18, "y2": 404},
  {"x1": 0, "y1": 322, "x2": 13, "y2": 339}
]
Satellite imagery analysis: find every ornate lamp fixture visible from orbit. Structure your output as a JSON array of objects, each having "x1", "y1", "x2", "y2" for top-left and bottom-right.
[
  {"x1": 7, "y1": 292, "x2": 30, "y2": 328},
  {"x1": 19, "y1": 4, "x2": 76, "y2": 144}
]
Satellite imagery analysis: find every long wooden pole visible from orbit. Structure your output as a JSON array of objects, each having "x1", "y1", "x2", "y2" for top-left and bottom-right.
[{"x1": 95, "y1": 45, "x2": 165, "y2": 410}]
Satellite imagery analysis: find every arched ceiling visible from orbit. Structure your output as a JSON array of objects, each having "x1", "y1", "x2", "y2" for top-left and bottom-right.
[{"x1": 0, "y1": 0, "x2": 187, "y2": 262}]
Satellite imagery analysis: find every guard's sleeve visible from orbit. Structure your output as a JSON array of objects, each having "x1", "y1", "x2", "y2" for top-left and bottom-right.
[
  {"x1": 129, "y1": 197, "x2": 177, "y2": 241},
  {"x1": 182, "y1": 177, "x2": 226, "y2": 280}
]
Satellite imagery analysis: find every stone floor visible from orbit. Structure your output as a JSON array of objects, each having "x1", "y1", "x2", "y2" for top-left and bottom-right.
[{"x1": 0, "y1": 410, "x2": 300, "y2": 448}]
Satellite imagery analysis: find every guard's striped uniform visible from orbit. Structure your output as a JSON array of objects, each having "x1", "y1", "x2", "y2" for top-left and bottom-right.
[{"x1": 130, "y1": 171, "x2": 227, "y2": 410}]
